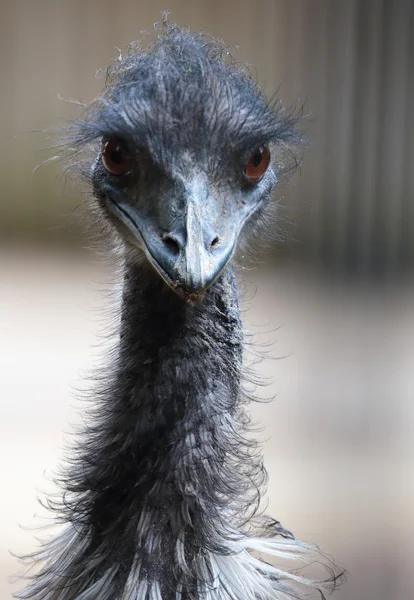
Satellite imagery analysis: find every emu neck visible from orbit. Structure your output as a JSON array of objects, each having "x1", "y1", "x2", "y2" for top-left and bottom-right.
[
  {"x1": 74, "y1": 260, "x2": 245, "y2": 594},
  {"x1": 116, "y1": 260, "x2": 243, "y2": 437},
  {"x1": 21, "y1": 260, "x2": 321, "y2": 600}
]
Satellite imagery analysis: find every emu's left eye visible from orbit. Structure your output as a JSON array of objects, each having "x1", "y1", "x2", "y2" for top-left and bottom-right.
[
  {"x1": 102, "y1": 139, "x2": 131, "y2": 176},
  {"x1": 244, "y1": 145, "x2": 271, "y2": 182}
]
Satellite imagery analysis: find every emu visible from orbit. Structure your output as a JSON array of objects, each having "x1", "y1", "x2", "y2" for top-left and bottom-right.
[{"x1": 18, "y1": 21, "x2": 341, "y2": 600}]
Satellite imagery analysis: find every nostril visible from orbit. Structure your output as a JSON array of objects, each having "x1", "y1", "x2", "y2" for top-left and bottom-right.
[
  {"x1": 162, "y1": 233, "x2": 181, "y2": 255},
  {"x1": 210, "y1": 235, "x2": 220, "y2": 249}
]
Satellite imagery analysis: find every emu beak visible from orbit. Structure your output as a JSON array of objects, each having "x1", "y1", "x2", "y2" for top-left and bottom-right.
[
  {"x1": 148, "y1": 195, "x2": 234, "y2": 296},
  {"x1": 110, "y1": 192, "x2": 236, "y2": 297}
]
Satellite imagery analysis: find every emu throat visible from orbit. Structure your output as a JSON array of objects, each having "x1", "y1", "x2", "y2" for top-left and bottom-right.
[{"x1": 72, "y1": 261, "x2": 245, "y2": 595}]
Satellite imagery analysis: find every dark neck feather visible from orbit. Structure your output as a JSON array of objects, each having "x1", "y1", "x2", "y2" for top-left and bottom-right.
[
  {"x1": 85, "y1": 258, "x2": 245, "y2": 530},
  {"x1": 18, "y1": 259, "x2": 338, "y2": 600},
  {"x1": 49, "y1": 260, "x2": 254, "y2": 597}
]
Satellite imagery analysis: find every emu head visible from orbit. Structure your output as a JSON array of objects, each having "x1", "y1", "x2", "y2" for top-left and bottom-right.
[{"x1": 73, "y1": 25, "x2": 301, "y2": 298}]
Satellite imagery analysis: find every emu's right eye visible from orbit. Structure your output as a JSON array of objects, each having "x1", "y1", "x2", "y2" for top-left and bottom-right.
[
  {"x1": 244, "y1": 145, "x2": 271, "y2": 183},
  {"x1": 102, "y1": 139, "x2": 131, "y2": 176}
]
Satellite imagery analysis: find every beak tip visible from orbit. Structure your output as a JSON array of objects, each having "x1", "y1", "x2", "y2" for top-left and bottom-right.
[{"x1": 174, "y1": 257, "x2": 226, "y2": 297}]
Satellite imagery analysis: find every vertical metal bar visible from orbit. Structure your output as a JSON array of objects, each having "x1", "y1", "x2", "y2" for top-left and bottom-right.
[
  {"x1": 346, "y1": 0, "x2": 383, "y2": 274},
  {"x1": 322, "y1": 0, "x2": 358, "y2": 271},
  {"x1": 372, "y1": 0, "x2": 411, "y2": 273},
  {"x1": 399, "y1": 1, "x2": 414, "y2": 267}
]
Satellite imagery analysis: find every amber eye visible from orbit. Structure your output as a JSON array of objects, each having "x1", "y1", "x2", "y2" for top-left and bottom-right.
[
  {"x1": 244, "y1": 145, "x2": 271, "y2": 182},
  {"x1": 102, "y1": 139, "x2": 131, "y2": 176}
]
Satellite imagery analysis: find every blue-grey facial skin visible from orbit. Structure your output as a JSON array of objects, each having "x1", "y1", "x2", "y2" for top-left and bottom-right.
[
  {"x1": 92, "y1": 144, "x2": 276, "y2": 296},
  {"x1": 82, "y1": 31, "x2": 299, "y2": 297}
]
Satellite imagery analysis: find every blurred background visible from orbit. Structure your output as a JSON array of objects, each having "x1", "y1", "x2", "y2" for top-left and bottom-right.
[{"x1": 1, "y1": 1, "x2": 413, "y2": 598}]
